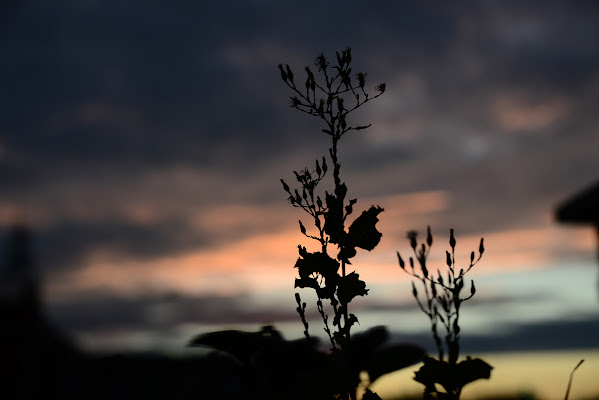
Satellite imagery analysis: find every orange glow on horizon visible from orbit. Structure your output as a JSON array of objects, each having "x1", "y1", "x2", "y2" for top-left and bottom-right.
[{"x1": 45, "y1": 212, "x2": 597, "y2": 302}]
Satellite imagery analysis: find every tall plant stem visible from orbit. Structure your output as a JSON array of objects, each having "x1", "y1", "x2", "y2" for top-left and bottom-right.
[{"x1": 331, "y1": 133, "x2": 352, "y2": 344}]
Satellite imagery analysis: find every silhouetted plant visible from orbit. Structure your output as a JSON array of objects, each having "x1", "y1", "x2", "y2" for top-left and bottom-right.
[
  {"x1": 279, "y1": 47, "x2": 386, "y2": 399},
  {"x1": 397, "y1": 227, "x2": 493, "y2": 399}
]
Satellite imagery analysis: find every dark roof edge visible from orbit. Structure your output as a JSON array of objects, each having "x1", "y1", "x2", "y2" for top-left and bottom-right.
[{"x1": 556, "y1": 180, "x2": 599, "y2": 224}]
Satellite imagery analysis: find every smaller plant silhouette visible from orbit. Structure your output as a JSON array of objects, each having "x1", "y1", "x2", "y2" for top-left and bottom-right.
[{"x1": 397, "y1": 227, "x2": 492, "y2": 399}]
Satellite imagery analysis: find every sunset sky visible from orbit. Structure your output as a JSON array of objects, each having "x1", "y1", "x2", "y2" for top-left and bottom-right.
[{"x1": 1, "y1": 1, "x2": 599, "y2": 396}]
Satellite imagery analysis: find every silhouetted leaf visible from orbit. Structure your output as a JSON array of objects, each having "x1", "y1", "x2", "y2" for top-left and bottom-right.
[
  {"x1": 337, "y1": 272, "x2": 368, "y2": 304},
  {"x1": 366, "y1": 343, "x2": 426, "y2": 382},
  {"x1": 455, "y1": 357, "x2": 493, "y2": 387},
  {"x1": 413, "y1": 357, "x2": 444, "y2": 391},
  {"x1": 345, "y1": 198, "x2": 358, "y2": 216},
  {"x1": 346, "y1": 205, "x2": 383, "y2": 251},
  {"x1": 295, "y1": 276, "x2": 319, "y2": 291},
  {"x1": 414, "y1": 356, "x2": 493, "y2": 394},
  {"x1": 189, "y1": 329, "x2": 272, "y2": 364},
  {"x1": 294, "y1": 248, "x2": 339, "y2": 282},
  {"x1": 337, "y1": 245, "x2": 357, "y2": 262}
]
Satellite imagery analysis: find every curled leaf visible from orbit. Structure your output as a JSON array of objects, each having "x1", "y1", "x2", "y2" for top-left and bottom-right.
[
  {"x1": 337, "y1": 245, "x2": 357, "y2": 262},
  {"x1": 347, "y1": 205, "x2": 384, "y2": 251},
  {"x1": 414, "y1": 356, "x2": 493, "y2": 394},
  {"x1": 294, "y1": 247, "x2": 339, "y2": 283},
  {"x1": 294, "y1": 276, "x2": 319, "y2": 291},
  {"x1": 337, "y1": 272, "x2": 369, "y2": 304},
  {"x1": 345, "y1": 198, "x2": 358, "y2": 216}
]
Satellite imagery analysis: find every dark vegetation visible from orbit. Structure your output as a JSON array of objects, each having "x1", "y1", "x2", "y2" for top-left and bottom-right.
[
  {"x1": 272, "y1": 48, "x2": 491, "y2": 399},
  {"x1": 193, "y1": 47, "x2": 427, "y2": 400},
  {"x1": 1, "y1": 224, "x2": 235, "y2": 400}
]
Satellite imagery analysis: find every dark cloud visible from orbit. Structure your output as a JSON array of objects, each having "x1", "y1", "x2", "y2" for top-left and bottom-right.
[
  {"x1": 45, "y1": 286, "x2": 599, "y2": 353},
  {"x1": 46, "y1": 289, "x2": 298, "y2": 333},
  {"x1": 35, "y1": 219, "x2": 206, "y2": 273},
  {"x1": 461, "y1": 316, "x2": 599, "y2": 352},
  {"x1": 391, "y1": 315, "x2": 599, "y2": 354},
  {"x1": 2, "y1": 1, "x2": 597, "y2": 179}
]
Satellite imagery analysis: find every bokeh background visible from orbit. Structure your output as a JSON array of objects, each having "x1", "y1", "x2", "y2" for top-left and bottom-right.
[{"x1": 1, "y1": 1, "x2": 598, "y2": 398}]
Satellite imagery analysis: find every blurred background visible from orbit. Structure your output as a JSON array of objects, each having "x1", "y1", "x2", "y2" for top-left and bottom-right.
[{"x1": 1, "y1": 1, "x2": 598, "y2": 399}]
